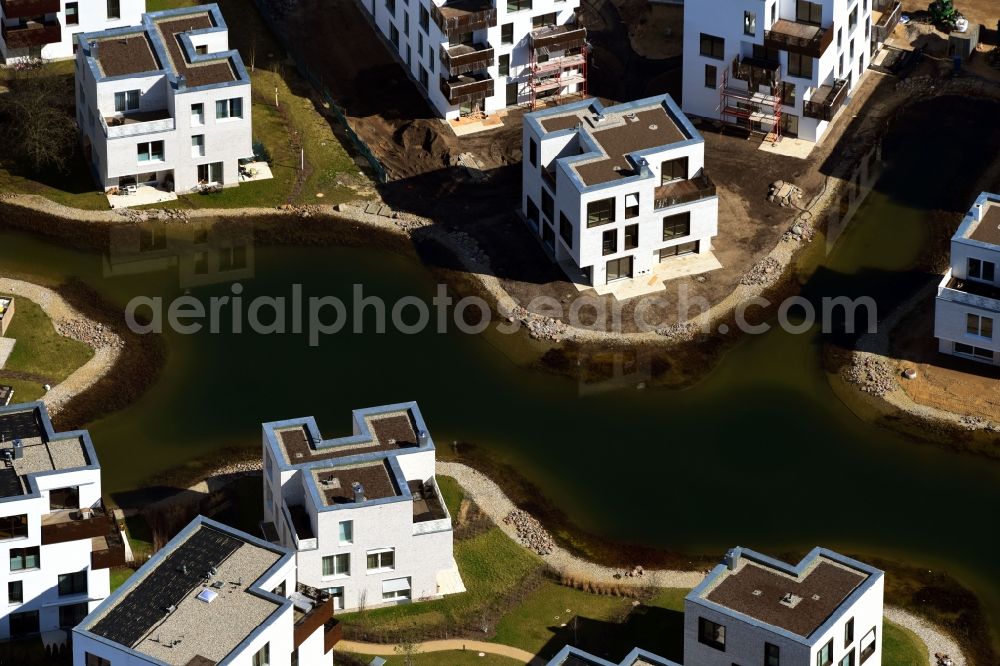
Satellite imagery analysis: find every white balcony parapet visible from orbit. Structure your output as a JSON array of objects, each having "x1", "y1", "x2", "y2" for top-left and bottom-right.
[
  {"x1": 937, "y1": 269, "x2": 1000, "y2": 312},
  {"x1": 101, "y1": 113, "x2": 176, "y2": 138}
]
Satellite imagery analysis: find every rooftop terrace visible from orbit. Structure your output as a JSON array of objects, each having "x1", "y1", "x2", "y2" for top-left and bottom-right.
[
  {"x1": 535, "y1": 98, "x2": 692, "y2": 188},
  {"x1": 0, "y1": 405, "x2": 93, "y2": 500},
  {"x1": 312, "y1": 460, "x2": 401, "y2": 506},
  {"x1": 84, "y1": 522, "x2": 284, "y2": 665},
  {"x1": 273, "y1": 410, "x2": 422, "y2": 466},
  {"x1": 968, "y1": 197, "x2": 1000, "y2": 246},
  {"x1": 700, "y1": 553, "x2": 870, "y2": 638},
  {"x1": 92, "y1": 32, "x2": 159, "y2": 77}
]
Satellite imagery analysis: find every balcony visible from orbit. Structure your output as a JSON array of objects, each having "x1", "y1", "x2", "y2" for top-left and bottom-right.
[
  {"x1": 431, "y1": 0, "x2": 496, "y2": 36},
  {"x1": 764, "y1": 19, "x2": 833, "y2": 58},
  {"x1": 731, "y1": 54, "x2": 781, "y2": 89},
  {"x1": 654, "y1": 172, "x2": 717, "y2": 210},
  {"x1": 1, "y1": 19, "x2": 61, "y2": 51},
  {"x1": 411, "y1": 478, "x2": 451, "y2": 535},
  {"x1": 91, "y1": 532, "x2": 127, "y2": 570},
  {"x1": 0, "y1": 0, "x2": 59, "y2": 19},
  {"x1": 41, "y1": 506, "x2": 113, "y2": 546},
  {"x1": 872, "y1": 0, "x2": 902, "y2": 43},
  {"x1": 284, "y1": 504, "x2": 317, "y2": 551},
  {"x1": 529, "y1": 23, "x2": 587, "y2": 53},
  {"x1": 937, "y1": 270, "x2": 1000, "y2": 311},
  {"x1": 440, "y1": 72, "x2": 494, "y2": 105},
  {"x1": 101, "y1": 110, "x2": 176, "y2": 139},
  {"x1": 803, "y1": 78, "x2": 848, "y2": 121},
  {"x1": 440, "y1": 42, "x2": 494, "y2": 77},
  {"x1": 293, "y1": 587, "x2": 334, "y2": 648}
]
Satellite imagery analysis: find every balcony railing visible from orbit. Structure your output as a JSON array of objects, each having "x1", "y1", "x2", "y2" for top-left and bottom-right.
[
  {"x1": 100, "y1": 111, "x2": 176, "y2": 139},
  {"x1": 91, "y1": 532, "x2": 127, "y2": 570},
  {"x1": 764, "y1": 19, "x2": 833, "y2": 58},
  {"x1": 731, "y1": 54, "x2": 781, "y2": 89},
  {"x1": 938, "y1": 270, "x2": 1000, "y2": 311},
  {"x1": 803, "y1": 78, "x2": 848, "y2": 121},
  {"x1": 431, "y1": 0, "x2": 496, "y2": 36},
  {"x1": 293, "y1": 593, "x2": 333, "y2": 648},
  {"x1": 1, "y1": 19, "x2": 61, "y2": 50},
  {"x1": 324, "y1": 618, "x2": 343, "y2": 652},
  {"x1": 529, "y1": 24, "x2": 587, "y2": 53},
  {"x1": 440, "y1": 73, "x2": 494, "y2": 105},
  {"x1": 440, "y1": 42, "x2": 494, "y2": 77},
  {"x1": 0, "y1": 0, "x2": 60, "y2": 19},
  {"x1": 872, "y1": 0, "x2": 902, "y2": 43},
  {"x1": 41, "y1": 506, "x2": 113, "y2": 546},
  {"x1": 654, "y1": 172, "x2": 717, "y2": 210}
]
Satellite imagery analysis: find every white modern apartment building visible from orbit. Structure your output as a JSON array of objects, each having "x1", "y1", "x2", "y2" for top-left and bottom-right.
[
  {"x1": 74, "y1": 4, "x2": 253, "y2": 193},
  {"x1": 934, "y1": 192, "x2": 1000, "y2": 366},
  {"x1": 0, "y1": 401, "x2": 125, "y2": 640},
  {"x1": 522, "y1": 95, "x2": 719, "y2": 288},
  {"x1": 73, "y1": 516, "x2": 342, "y2": 666},
  {"x1": 261, "y1": 402, "x2": 463, "y2": 612},
  {"x1": 686, "y1": 547, "x2": 884, "y2": 666},
  {"x1": 360, "y1": 0, "x2": 587, "y2": 119},
  {"x1": 546, "y1": 646, "x2": 680, "y2": 666},
  {"x1": 0, "y1": 0, "x2": 143, "y2": 63},
  {"x1": 682, "y1": 0, "x2": 898, "y2": 144}
]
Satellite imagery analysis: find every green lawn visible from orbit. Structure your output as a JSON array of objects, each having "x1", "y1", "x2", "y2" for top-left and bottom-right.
[
  {"x1": 123, "y1": 513, "x2": 154, "y2": 561},
  {"x1": 0, "y1": 295, "x2": 94, "y2": 402},
  {"x1": 110, "y1": 567, "x2": 136, "y2": 592},
  {"x1": 437, "y1": 475, "x2": 464, "y2": 520},
  {"x1": 884, "y1": 620, "x2": 930, "y2": 666}
]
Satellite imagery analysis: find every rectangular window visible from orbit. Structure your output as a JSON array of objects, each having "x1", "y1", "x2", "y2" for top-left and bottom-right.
[
  {"x1": 661, "y1": 157, "x2": 688, "y2": 184},
  {"x1": 967, "y1": 314, "x2": 994, "y2": 339},
  {"x1": 559, "y1": 213, "x2": 573, "y2": 248},
  {"x1": 787, "y1": 52, "x2": 814, "y2": 78},
  {"x1": 838, "y1": 27, "x2": 843, "y2": 49},
  {"x1": 541, "y1": 190, "x2": 554, "y2": 221},
  {"x1": 840, "y1": 649, "x2": 856, "y2": 666},
  {"x1": 796, "y1": 0, "x2": 822, "y2": 24},
  {"x1": 322, "y1": 553, "x2": 350, "y2": 577},
  {"x1": 528, "y1": 139, "x2": 537, "y2": 167},
  {"x1": 216, "y1": 97, "x2": 244, "y2": 120},
  {"x1": 587, "y1": 198, "x2": 615, "y2": 227},
  {"x1": 849, "y1": 5, "x2": 858, "y2": 31},
  {"x1": 954, "y1": 343, "x2": 994, "y2": 360},
  {"x1": 381, "y1": 577, "x2": 411, "y2": 600},
  {"x1": 0, "y1": 515, "x2": 28, "y2": 540},
  {"x1": 386, "y1": 0, "x2": 395, "y2": 13},
  {"x1": 114, "y1": 89, "x2": 140, "y2": 113},
  {"x1": 499, "y1": 53, "x2": 510, "y2": 76},
  {"x1": 191, "y1": 134, "x2": 205, "y2": 158},
  {"x1": 501, "y1": 23, "x2": 514, "y2": 45},
  {"x1": 58, "y1": 570, "x2": 88, "y2": 597},
  {"x1": 744, "y1": 11, "x2": 757, "y2": 35},
  {"x1": 531, "y1": 12, "x2": 556, "y2": 28},
  {"x1": 191, "y1": 102, "x2": 204, "y2": 125},
  {"x1": 326, "y1": 585, "x2": 345, "y2": 610},
  {"x1": 59, "y1": 602, "x2": 89, "y2": 629},
  {"x1": 624, "y1": 223, "x2": 639, "y2": 250},
  {"x1": 252, "y1": 643, "x2": 270, "y2": 666},
  {"x1": 507, "y1": 0, "x2": 531, "y2": 10},
  {"x1": 698, "y1": 617, "x2": 726, "y2": 651},
  {"x1": 606, "y1": 256, "x2": 632, "y2": 282},
  {"x1": 367, "y1": 548, "x2": 395, "y2": 571},
  {"x1": 137, "y1": 141, "x2": 164, "y2": 163},
  {"x1": 817, "y1": 639, "x2": 834, "y2": 666},
  {"x1": 8, "y1": 581, "x2": 22, "y2": 604},
  {"x1": 526, "y1": 197, "x2": 539, "y2": 224},
  {"x1": 699, "y1": 33, "x2": 725, "y2": 60},
  {"x1": 663, "y1": 212, "x2": 691, "y2": 240},
  {"x1": 10, "y1": 547, "x2": 40, "y2": 572},
  {"x1": 659, "y1": 241, "x2": 699, "y2": 260},
  {"x1": 860, "y1": 628, "x2": 876, "y2": 663},
  {"x1": 85, "y1": 654, "x2": 112, "y2": 666},
  {"x1": 106, "y1": 0, "x2": 120, "y2": 19},
  {"x1": 602, "y1": 229, "x2": 617, "y2": 256},
  {"x1": 66, "y1": 2, "x2": 79, "y2": 25},
  {"x1": 781, "y1": 82, "x2": 797, "y2": 107},
  {"x1": 850, "y1": 37, "x2": 855, "y2": 60},
  {"x1": 419, "y1": 6, "x2": 429, "y2": 31},
  {"x1": 9, "y1": 610, "x2": 38, "y2": 638},
  {"x1": 969, "y1": 258, "x2": 996, "y2": 282},
  {"x1": 403, "y1": 12, "x2": 409, "y2": 36},
  {"x1": 704, "y1": 64, "x2": 717, "y2": 88},
  {"x1": 624, "y1": 193, "x2": 639, "y2": 218},
  {"x1": 766, "y1": 642, "x2": 780, "y2": 666},
  {"x1": 338, "y1": 520, "x2": 353, "y2": 544},
  {"x1": 845, "y1": 617, "x2": 855, "y2": 647}
]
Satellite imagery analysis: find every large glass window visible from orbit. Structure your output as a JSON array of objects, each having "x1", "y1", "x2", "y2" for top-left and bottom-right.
[
  {"x1": 817, "y1": 639, "x2": 834, "y2": 666},
  {"x1": 216, "y1": 97, "x2": 244, "y2": 120},
  {"x1": 659, "y1": 241, "x2": 699, "y2": 261},
  {"x1": 954, "y1": 343, "x2": 994, "y2": 360},
  {"x1": 531, "y1": 12, "x2": 556, "y2": 27},
  {"x1": 602, "y1": 229, "x2": 617, "y2": 256},
  {"x1": 10, "y1": 547, "x2": 39, "y2": 572},
  {"x1": 787, "y1": 52, "x2": 814, "y2": 78},
  {"x1": 587, "y1": 198, "x2": 615, "y2": 227},
  {"x1": 322, "y1": 553, "x2": 350, "y2": 577},
  {"x1": 137, "y1": 141, "x2": 164, "y2": 163},
  {"x1": 766, "y1": 642, "x2": 780, "y2": 666},
  {"x1": 381, "y1": 577, "x2": 411, "y2": 601},
  {"x1": 114, "y1": 89, "x2": 140, "y2": 113},
  {"x1": 528, "y1": 139, "x2": 537, "y2": 167},
  {"x1": 661, "y1": 157, "x2": 688, "y2": 184},
  {"x1": 859, "y1": 628, "x2": 877, "y2": 663},
  {"x1": 839, "y1": 648, "x2": 856, "y2": 666},
  {"x1": 499, "y1": 53, "x2": 510, "y2": 76},
  {"x1": 507, "y1": 0, "x2": 531, "y2": 11},
  {"x1": 663, "y1": 212, "x2": 691, "y2": 240},
  {"x1": 969, "y1": 258, "x2": 996, "y2": 282},
  {"x1": 967, "y1": 314, "x2": 994, "y2": 338},
  {"x1": 606, "y1": 256, "x2": 632, "y2": 282},
  {"x1": 699, "y1": 34, "x2": 725, "y2": 60},
  {"x1": 338, "y1": 520, "x2": 353, "y2": 544},
  {"x1": 0, "y1": 515, "x2": 28, "y2": 540},
  {"x1": 624, "y1": 193, "x2": 639, "y2": 218},
  {"x1": 367, "y1": 548, "x2": 395, "y2": 571},
  {"x1": 191, "y1": 134, "x2": 205, "y2": 158},
  {"x1": 58, "y1": 570, "x2": 88, "y2": 596},
  {"x1": 419, "y1": 6, "x2": 429, "y2": 31},
  {"x1": 698, "y1": 617, "x2": 726, "y2": 651},
  {"x1": 796, "y1": 0, "x2": 822, "y2": 24},
  {"x1": 59, "y1": 602, "x2": 89, "y2": 628},
  {"x1": 624, "y1": 224, "x2": 639, "y2": 250},
  {"x1": 541, "y1": 190, "x2": 554, "y2": 221},
  {"x1": 9, "y1": 610, "x2": 38, "y2": 638}
]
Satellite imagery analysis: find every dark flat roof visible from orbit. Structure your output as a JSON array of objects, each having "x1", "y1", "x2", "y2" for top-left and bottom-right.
[
  {"x1": 0, "y1": 409, "x2": 41, "y2": 442},
  {"x1": 705, "y1": 559, "x2": 867, "y2": 638},
  {"x1": 154, "y1": 14, "x2": 236, "y2": 87},
  {"x1": 970, "y1": 203, "x2": 1000, "y2": 245},
  {"x1": 94, "y1": 33, "x2": 160, "y2": 77},
  {"x1": 314, "y1": 460, "x2": 399, "y2": 505},
  {"x1": 276, "y1": 412, "x2": 419, "y2": 465},
  {"x1": 541, "y1": 113, "x2": 587, "y2": 133}
]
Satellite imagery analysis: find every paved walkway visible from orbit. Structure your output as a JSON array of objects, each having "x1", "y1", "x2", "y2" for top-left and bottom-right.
[{"x1": 339, "y1": 639, "x2": 542, "y2": 664}]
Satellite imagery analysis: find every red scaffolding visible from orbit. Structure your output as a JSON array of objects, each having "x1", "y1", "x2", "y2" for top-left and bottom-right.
[
  {"x1": 720, "y1": 56, "x2": 783, "y2": 141},
  {"x1": 527, "y1": 32, "x2": 588, "y2": 109}
]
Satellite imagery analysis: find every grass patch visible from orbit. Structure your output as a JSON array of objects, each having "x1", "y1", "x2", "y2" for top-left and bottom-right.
[
  {"x1": 110, "y1": 567, "x2": 136, "y2": 592},
  {"x1": 884, "y1": 620, "x2": 930, "y2": 666},
  {"x1": 123, "y1": 513, "x2": 154, "y2": 560},
  {"x1": 0, "y1": 295, "x2": 93, "y2": 402},
  {"x1": 437, "y1": 475, "x2": 464, "y2": 520}
]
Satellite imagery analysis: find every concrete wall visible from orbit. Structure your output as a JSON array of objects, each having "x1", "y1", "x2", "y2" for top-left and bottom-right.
[{"x1": 934, "y1": 296, "x2": 999, "y2": 365}]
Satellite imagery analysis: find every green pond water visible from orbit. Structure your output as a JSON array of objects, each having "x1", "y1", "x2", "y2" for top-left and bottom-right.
[{"x1": 0, "y1": 96, "x2": 998, "y2": 643}]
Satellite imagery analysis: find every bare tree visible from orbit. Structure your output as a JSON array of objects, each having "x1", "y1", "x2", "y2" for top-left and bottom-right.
[
  {"x1": 393, "y1": 639, "x2": 420, "y2": 666},
  {"x1": 0, "y1": 65, "x2": 78, "y2": 174}
]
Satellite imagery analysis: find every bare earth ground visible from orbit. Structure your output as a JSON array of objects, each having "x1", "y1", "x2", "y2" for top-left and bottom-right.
[
  {"x1": 616, "y1": 1, "x2": 683, "y2": 60},
  {"x1": 900, "y1": 0, "x2": 999, "y2": 32}
]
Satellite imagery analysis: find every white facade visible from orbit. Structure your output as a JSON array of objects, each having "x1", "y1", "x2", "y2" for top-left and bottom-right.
[
  {"x1": 359, "y1": 0, "x2": 586, "y2": 120},
  {"x1": 682, "y1": 0, "x2": 885, "y2": 144},
  {"x1": 74, "y1": 4, "x2": 253, "y2": 193},
  {"x1": 0, "y1": 0, "x2": 144, "y2": 63},
  {"x1": 73, "y1": 516, "x2": 337, "y2": 666},
  {"x1": 0, "y1": 402, "x2": 120, "y2": 641},
  {"x1": 934, "y1": 192, "x2": 1000, "y2": 366},
  {"x1": 261, "y1": 402, "x2": 463, "y2": 612},
  {"x1": 685, "y1": 547, "x2": 885, "y2": 666},
  {"x1": 522, "y1": 95, "x2": 719, "y2": 288}
]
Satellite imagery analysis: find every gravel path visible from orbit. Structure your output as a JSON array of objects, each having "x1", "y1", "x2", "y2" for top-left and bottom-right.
[
  {"x1": 438, "y1": 461, "x2": 969, "y2": 666},
  {"x1": 0, "y1": 277, "x2": 123, "y2": 414},
  {"x1": 338, "y1": 638, "x2": 543, "y2": 665}
]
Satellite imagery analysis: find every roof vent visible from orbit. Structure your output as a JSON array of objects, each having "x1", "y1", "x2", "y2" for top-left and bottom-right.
[
  {"x1": 196, "y1": 588, "x2": 218, "y2": 604},
  {"x1": 724, "y1": 547, "x2": 741, "y2": 571},
  {"x1": 352, "y1": 481, "x2": 366, "y2": 503},
  {"x1": 12, "y1": 439, "x2": 22, "y2": 460},
  {"x1": 648, "y1": 124, "x2": 658, "y2": 131},
  {"x1": 387, "y1": 438, "x2": 396, "y2": 446},
  {"x1": 812, "y1": 594, "x2": 821, "y2": 601},
  {"x1": 626, "y1": 112, "x2": 638, "y2": 122},
  {"x1": 752, "y1": 589, "x2": 763, "y2": 596},
  {"x1": 779, "y1": 593, "x2": 803, "y2": 609},
  {"x1": 419, "y1": 430, "x2": 428, "y2": 445}
]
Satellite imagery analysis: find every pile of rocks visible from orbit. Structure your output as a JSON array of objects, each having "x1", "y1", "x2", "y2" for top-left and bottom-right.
[
  {"x1": 740, "y1": 257, "x2": 781, "y2": 286},
  {"x1": 116, "y1": 207, "x2": 188, "y2": 222},
  {"x1": 958, "y1": 415, "x2": 1000, "y2": 432},
  {"x1": 784, "y1": 221, "x2": 815, "y2": 243},
  {"x1": 447, "y1": 230, "x2": 491, "y2": 269},
  {"x1": 503, "y1": 509, "x2": 555, "y2": 556},
  {"x1": 655, "y1": 321, "x2": 700, "y2": 341},
  {"x1": 56, "y1": 318, "x2": 123, "y2": 351},
  {"x1": 843, "y1": 353, "x2": 895, "y2": 397},
  {"x1": 509, "y1": 305, "x2": 568, "y2": 342}
]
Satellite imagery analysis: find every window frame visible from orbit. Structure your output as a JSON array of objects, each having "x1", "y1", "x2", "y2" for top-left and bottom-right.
[
  {"x1": 699, "y1": 33, "x2": 725, "y2": 60},
  {"x1": 817, "y1": 638, "x2": 834, "y2": 666},
  {"x1": 0, "y1": 515, "x2": 28, "y2": 541},
  {"x1": 57, "y1": 570, "x2": 88, "y2": 597},
  {"x1": 859, "y1": 628, "x2": 877, "y2": 664},
  {"x1": 969, "y1": 258, "x2": 996, "y2": 282},
  {"x1": 366, "y1": 548, "x2": 396, "y2": 572},
  {"x1": 966, "y1": 313, "x2": 994, "y2": 339},
  {"x1": 704, "y1": 63, "x2": 717, "y2": 89},
  {"x1": 106, "y1": 0, "x2": 120, "y2": 19},
  {"x1": 586, "y1": 197, "x2": 615, "y2": 228},
  {"x1": 624, "y1": 223, "x2": 639, "y2": 250},
  {"x1": 602, "y1": 228, "x2": 618, "y2": 256},
  {"x1": 766, "y1": 642, "x2": 780, "y2": 666},
  {"x1": 9, "y1": 546, "x2": 40, "y2": 572},
  {"x1": 662, "y1": 212, "x2": 691, "y2": 241},
  {"x1": 697, "y1": 616, "x2": 726, "y2": 651}
]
